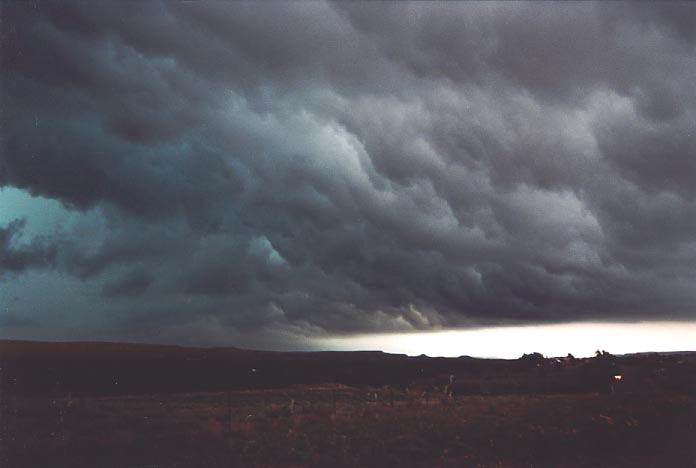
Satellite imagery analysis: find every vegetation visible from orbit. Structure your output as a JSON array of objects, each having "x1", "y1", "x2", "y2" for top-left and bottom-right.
[{"x1": 1, "y1": 341, "x2": 695, "y2": 467}]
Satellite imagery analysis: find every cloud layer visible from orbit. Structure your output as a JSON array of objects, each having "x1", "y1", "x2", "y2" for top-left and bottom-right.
[{"x1": 2, "y1": 2, "x2": 696, "y2": 346}]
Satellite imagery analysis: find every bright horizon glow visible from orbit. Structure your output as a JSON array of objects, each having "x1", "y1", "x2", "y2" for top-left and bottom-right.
[{"x1": 315, "y1": 321, "x2": 696, "y2": 359}]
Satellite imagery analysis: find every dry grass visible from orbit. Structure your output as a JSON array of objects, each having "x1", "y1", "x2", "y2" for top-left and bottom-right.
[{"x1": 2, "y1": 386, "x2": 695, "y2": 467}]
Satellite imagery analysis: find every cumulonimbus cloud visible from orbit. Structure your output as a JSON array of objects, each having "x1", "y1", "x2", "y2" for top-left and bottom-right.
[{"x1": 1, "y1": 2, "x2": 696, "y2": 345}]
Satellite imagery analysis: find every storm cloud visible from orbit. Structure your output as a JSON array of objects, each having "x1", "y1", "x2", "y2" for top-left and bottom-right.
[
  {"x1": 1, "y1": 2, "x2": 696, "y2": 346},
  {"x1": 0, "y1": 219, "x2": 56, "y2": 276}
]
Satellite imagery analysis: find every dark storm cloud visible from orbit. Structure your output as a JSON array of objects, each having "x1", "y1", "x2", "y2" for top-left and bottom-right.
[
  {"x1": 0, "y1": 219, "x2": 56, "y2": 277},
  {"x1": 101, "y1": 269, "x2": 153, "y2": 298},
  {"x1": 2, "y1": 1, "x2": 696, "y2": 344}
]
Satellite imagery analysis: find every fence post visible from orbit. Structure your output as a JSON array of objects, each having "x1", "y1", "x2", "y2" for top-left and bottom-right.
[{"x1": 227, "y1": 391, "x2": 232, "y2": 434}]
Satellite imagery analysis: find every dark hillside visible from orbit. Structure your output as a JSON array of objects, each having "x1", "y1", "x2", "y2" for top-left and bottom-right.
[{"x1": 2, "y1": 340, "x2": 694, "y2": 397}]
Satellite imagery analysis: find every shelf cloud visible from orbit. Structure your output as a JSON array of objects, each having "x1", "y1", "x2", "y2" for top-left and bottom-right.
[{"x1": 2, "y1": 2, "x2": 696, "y2": 348}]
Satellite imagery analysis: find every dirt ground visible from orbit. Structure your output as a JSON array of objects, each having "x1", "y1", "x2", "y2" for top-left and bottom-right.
[{"x1": 2, "y1": 385, "x2": 695, "y2": 468}]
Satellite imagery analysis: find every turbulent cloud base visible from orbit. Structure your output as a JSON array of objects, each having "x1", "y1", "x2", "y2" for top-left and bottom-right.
[{"x1": 2, "y1": 2, "x2": 696, "y2": 347}]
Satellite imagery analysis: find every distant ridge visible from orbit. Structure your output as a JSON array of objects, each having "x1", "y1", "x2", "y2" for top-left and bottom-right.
[
  {"x1": 620, "y1": 350, "x2": 696, "y2": 357},
  {"x1": 2, "y1": 339, "x2": 695, "y2": 398}
]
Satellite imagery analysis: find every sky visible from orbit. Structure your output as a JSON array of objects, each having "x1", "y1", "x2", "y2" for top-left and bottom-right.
[{"x1": 1, "y1": 2, "x2": 696, "y2": 357}]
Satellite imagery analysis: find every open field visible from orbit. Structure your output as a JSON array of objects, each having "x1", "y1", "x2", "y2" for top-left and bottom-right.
[{"x1": 1, "y1": 341, "x2": 695, "y2": 467}]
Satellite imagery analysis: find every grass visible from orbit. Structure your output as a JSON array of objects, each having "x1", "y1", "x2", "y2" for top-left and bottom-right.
[{"x1": 2, "y1": 386, "x2": 695, "y2": 467}]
